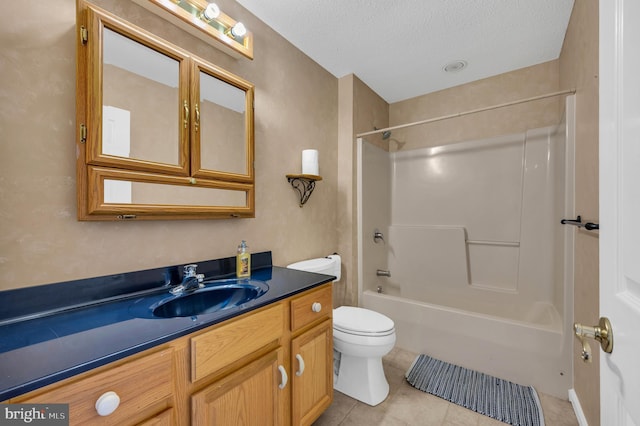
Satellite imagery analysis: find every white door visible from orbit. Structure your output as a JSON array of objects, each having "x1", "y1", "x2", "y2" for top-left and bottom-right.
[{"x1": 600, "y1": 0, "x2": 640, "y2": 424}]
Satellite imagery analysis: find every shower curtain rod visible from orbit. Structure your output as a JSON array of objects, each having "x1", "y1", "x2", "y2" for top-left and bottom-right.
[{"x1": 356, "y1": 88, "x2": 576, "y2": 138}]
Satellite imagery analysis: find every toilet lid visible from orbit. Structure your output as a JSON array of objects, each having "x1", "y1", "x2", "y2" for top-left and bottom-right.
[{"x1": 333, "y1": 306, "x2": 395, "y2": 335}]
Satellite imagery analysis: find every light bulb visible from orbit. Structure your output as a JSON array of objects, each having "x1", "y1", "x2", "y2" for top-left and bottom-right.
[
  {"x1": 231, "y1": 22, "x2": 247, "y2": 37},
  {"x1": 202, "y1": 3, "x2": 220, "y2": 20}
]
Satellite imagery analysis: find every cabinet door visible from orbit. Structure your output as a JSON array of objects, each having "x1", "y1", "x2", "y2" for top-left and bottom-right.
[
  {"x1": 291, "y1": 320, "x2": 333, "y2": 426},
  {"x1": 86, "y1": 6, "x2": 190, "y2": 176},
  {"x1": 191, "y1": 348, "x2": 287, "y2": 425},
  {"x1": 190, "y1": 57, "x2": 255, "y2": 183}
]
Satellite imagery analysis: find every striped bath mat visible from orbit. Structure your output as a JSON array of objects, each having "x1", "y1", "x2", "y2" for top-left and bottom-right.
[{"x1": 406, "y1": 354, "x2": 544, "y2": 426}]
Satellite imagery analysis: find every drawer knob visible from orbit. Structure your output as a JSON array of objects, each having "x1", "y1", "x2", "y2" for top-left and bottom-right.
[
  {"x1": 95, "y1": 391, "x2": 120, "y2": 416},
  {"x1": 312, "y1": 302, "x2": 322, "y2": 313}
]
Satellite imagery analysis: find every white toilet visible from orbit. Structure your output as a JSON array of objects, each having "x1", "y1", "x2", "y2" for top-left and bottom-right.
[{"x1": 287, "y1": 255, "x2": 396, "y2": 406}]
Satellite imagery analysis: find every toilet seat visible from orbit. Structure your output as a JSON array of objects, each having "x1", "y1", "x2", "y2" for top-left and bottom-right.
[
  {"x1": 333, "y1": 306, "x2": 395, "y2": 337},
  {"x1": 334, "y1": 323, "x2": 396, "y2": 337}
]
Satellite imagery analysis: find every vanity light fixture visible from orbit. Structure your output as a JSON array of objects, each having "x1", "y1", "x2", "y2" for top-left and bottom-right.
[
  {"x1": 132, "y1": 0, "x2": 254, "y2": 59},
  {"x1": 229, "y1": 22, "x2": 247, "y2": 38},
  {"x1": 201, "y1": 2, "x2": 220, "y2": 21}
]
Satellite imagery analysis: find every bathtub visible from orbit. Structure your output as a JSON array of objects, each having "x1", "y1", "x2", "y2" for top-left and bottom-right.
[
  {"x1": 362, "y1": 290, "x2": 571, "y2": 398},
  {"x1": 357, "y1": 96, "x2": 576, "y2": 399}
]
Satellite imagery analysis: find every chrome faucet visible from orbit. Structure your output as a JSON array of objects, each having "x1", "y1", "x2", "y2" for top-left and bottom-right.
[{"x1": 170, "y1": 264, "x2": 205, "y2": 295}]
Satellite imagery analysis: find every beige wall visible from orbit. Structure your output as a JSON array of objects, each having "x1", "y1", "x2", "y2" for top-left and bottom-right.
[
  {"x1": 103, "y1": 65, "x2": 179, "y2": 166},
  {"x1": 336, "y1": 75, "x2": 389, "y2": 307},
  {"x1": 335, "y1": 75, "x2": 355, "y2": 307},
  {"x1": 559, "y1": 1, "x2": 600, "y2": 424},
  {"x1": 0, "y1": 0, "x2": 339, "y2": 290},
  {"x1": 389, "y1": 60, "x2": 562, "y2": 150}
]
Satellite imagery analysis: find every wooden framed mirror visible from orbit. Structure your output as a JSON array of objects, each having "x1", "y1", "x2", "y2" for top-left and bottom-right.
[{"x1": 76, "y1": 1, "x2": 255, "y2": 220}]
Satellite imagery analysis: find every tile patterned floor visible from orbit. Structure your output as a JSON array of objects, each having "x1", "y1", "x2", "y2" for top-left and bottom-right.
[{"x1": 314, "y1": 348, "x2": 579, "y2": 426}]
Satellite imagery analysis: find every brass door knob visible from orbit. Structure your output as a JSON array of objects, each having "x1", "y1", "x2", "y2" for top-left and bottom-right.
[{"x1": 574, "y1": 317, "x2": 613, "y2": 362}]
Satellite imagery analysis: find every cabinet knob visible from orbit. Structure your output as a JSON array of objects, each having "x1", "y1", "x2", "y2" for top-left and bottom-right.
[
  {"x1": 278, "y1": 365, "x2": 288, "y2": 389},
  {"x1": 95, "y1": 391, "x2": 120, "y2": 416},
  {"x1": 295, "y1": 354, "x2": 305, "y2": 376},
  {"x1": 311, "y1": 302, "x2": 322, "y2": 313}
]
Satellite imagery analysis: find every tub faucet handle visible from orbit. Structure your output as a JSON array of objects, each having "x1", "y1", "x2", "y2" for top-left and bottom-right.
[{"x1": 376, "y1": 269, "x2": 391, "y2": 277}]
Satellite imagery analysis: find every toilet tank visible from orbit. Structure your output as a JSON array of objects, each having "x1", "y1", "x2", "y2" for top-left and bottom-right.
[{"x1": 287, "y1": 255, "x2": 341, "y2": 282}]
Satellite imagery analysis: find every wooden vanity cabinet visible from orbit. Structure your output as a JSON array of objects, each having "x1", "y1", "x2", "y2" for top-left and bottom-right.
[
  {"x1": 9, "y1": 284, "x2": 333, "y2": 425},
  {"x1": 10, "y1": 348, "x2": 176, "y2": 425},
  {"x1": 187, "y1": 284, "x2": 333, "y2": 426},
  {"x1": 188, "y1": 303, "x2": 287, "y2": 425},
  {"x1": 289, "y1": 285, "x2": 334, "y2": 426}
]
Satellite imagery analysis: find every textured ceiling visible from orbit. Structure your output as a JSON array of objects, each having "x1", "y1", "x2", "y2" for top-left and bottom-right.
[{"x1": 235, "y1": 0, "x2": 575, "y2": 103}]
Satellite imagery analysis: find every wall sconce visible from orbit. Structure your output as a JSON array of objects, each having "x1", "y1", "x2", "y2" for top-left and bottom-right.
[
  {"x1": 287, "y1": 150, "x2": 322, "y2": 207},
  {"x1": 132, "y1": 0, "x2": 254, "y2": 60},
  {"x1": 286, "y1": 175, "x2": 322, "y2": 207}
]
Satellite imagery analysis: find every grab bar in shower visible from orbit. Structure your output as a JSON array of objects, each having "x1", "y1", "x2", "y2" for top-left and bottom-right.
[
  {"x1": 561, "y1": 215, "x2": 599, "y2": 231},
  {"x1": 465, "y1": 240, "x2": 519, "y2": 247}
]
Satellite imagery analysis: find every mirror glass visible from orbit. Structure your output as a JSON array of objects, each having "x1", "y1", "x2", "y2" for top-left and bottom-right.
[
  {"x1": 199, "y1": 70, "x2": 247, "y2": 175},
  {"x1": 102, "y1": 28, "x2": 180, "y2": 166},
  {"x1": 103, "y1": 179, "x2": 248, "y2": 207}
]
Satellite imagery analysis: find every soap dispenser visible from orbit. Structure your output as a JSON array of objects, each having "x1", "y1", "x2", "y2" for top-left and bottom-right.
[{"x1": 236, "y1": 240, "x2": 251, "y2": 278}]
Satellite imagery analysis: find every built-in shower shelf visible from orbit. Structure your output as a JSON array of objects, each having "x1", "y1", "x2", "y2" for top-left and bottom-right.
[{"x1": 286, "y1": 174, "x2": 322, "y2": 207}]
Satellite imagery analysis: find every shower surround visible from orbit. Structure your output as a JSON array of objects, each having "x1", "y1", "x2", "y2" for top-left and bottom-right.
[{"x1": 357, "y1": 96, "x2": 575, "y2": 398}]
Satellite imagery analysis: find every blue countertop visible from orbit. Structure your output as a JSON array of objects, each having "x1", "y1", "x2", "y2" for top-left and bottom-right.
[{"x1": 0, "y1": 253, "x2": 334, "y2": 401}]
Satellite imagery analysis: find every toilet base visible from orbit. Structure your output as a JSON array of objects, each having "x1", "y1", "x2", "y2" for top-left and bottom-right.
[{"x1": 334, "y1": 351, "x2": 390, "y2": 406}]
